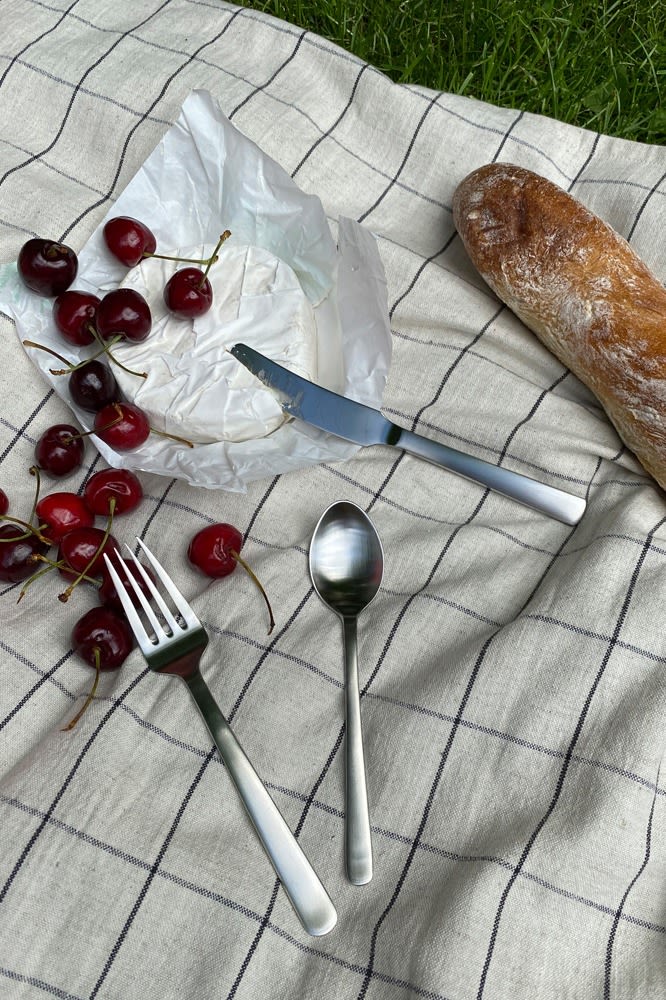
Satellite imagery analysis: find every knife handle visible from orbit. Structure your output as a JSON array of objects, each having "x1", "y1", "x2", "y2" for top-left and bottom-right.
[{"x1": 395, "y1": 428, "x2": 585, "y2": 525}]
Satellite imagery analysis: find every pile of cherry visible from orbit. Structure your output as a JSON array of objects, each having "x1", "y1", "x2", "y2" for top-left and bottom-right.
[
  {"x1": 19, "y1": 217, "x2": 230, "y2": 453},
  {"x1": 1, "y1": 219, "x2": 271, "y2": 731}
]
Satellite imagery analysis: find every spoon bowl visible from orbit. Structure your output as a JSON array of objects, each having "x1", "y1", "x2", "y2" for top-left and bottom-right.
[{"x1": 309, "y1": 500, "x2": 384, "y2": 884}]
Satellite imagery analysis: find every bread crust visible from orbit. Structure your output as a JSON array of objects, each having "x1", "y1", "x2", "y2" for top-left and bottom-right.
[{"x1": 452, "y1": 163, "x2": 666, "y2": 490}]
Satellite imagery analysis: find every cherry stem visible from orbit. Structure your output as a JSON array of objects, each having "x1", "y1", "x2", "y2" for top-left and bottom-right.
[
  {"x1": 28, "y1": 464, "x2": 42, "y2": 523},
  {"x1": 28, "y1": 553, "x2": 100, "y2": 585},
  {"x1": 200, "y1": 230, "x2": 232, "y2": 284},
  {"x1": 23, "y1": 335, "x2": 146, "y2": 380},
  {"x1": 89, "y1": 327, "x2": 147, "y2": 379},
  {"x1": 62, "y1": 646, "x2": 101, "y2": 731},
  {"x1": 150, "y1": 427, "x2": 194, "y2": 449},
  {"x1": 23, "y1": 340, "x2": 74, "y2": 371},
  {"x1": 230, "y1": 549, "x2": 275, "y2": 635},
  {"x1": 58, "y1": 498, "x2": 116, "y2": 603},
  {"x1": 0, "y1": 513, "x2": 50, "y2": 545},
  {"x1": 17, "y1": 561, "x2": 59, "y2": 603}
]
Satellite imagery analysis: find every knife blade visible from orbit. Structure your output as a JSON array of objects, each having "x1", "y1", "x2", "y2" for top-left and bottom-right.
[{"x1": 230, "y1": 343, "x2": 586, "y2": 525}]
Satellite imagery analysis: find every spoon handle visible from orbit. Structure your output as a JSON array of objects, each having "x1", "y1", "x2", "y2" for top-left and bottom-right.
[{"x1": 342, "y1": 616, "x2": 373, "y2": 885}]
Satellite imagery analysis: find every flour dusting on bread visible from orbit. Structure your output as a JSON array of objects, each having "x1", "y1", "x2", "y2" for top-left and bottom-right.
[{"x1": 452, "y1": 163, "x2": 666, "y2": 490}]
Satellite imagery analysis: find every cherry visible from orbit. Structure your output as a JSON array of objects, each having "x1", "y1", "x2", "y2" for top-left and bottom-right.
[
  {"x1": 64, "y1": 605, "x2": 133, "y2": 730},
  {"x1": 83, "y1": 468, "x2": 143, "y2": 516},
  {"x1": 18, "y1": 238, "x2": 78, "y2": 296},
  {"x1": 162, "y1": 231, "x2": 232, "y2": 319},
  {"x1": 72, "y1": 606, "x2": 133, "y2": 669},
  {"x1": 0, "y1": 489, "x2": 8, "y2": 516},
  {"x1": 35, "y1": 424, "x2": 85, "y2": 476},
  {"x1": 59, "y1": 526, "x2": 120, "y2": 581},
  {"x1": 95, "y1": 288, "x2": 151, "y2": 343},
  {"x1": 68, "y1": 360, "x2": 120, "y2": 412},
  {"x1": 36, "y1": 491, "x2": 94, "y2": 544},
  {"x1": 93, "y1": 402, "x2": 150, "y2": 451},
  {"x1": 52, "y1": 290, "x2": 99, "y2": 346},
  {"x1": 188, "y1": 523, "x2": 243, "y2": 577},
  {"x1": 163, "y1": 267, "x2": 213, "y2": 318},
  {"x1": 103, "y1": 216, "x2": 157, "y2": 267},
  {"x1": 98, "y1": 557, "x2": 154, "y2": 613},
  {"x1": 187, "y1": 523, "x2": 274, "y2": 633},
  {"x1": 0, "y1": 522, "x2": 50, "y2": 583}
]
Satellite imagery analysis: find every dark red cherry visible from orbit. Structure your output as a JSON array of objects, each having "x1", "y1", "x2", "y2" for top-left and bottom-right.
[
  {"x1": 187, "y1": 522, "x2": 242, "y2": 577},
  {"x1": 35, "y1": 491, "x2": 94, "y2": 544},
  {"x1": 59, "y1": 526, "x2": 120, "y2": 580},
  {"x1": 83, "y1": 468, "x2": 143, "y2": 516},
  {"x1": 68, "y1": 360, "x2": 120, "y2": 413},
  {"x1": 164, "y1": 267, "x2": 213, "y2": 318},
  {"x1": 96, "y1": 288, "x2": 151, "y2": 343},
  {"x1": 0, "y1": 489, "x2": 8, "y2": 516},
  {"x1": 93, "y1": 402, "x2": 150, "y2": 451},
  {"x1": 52, "y1": 290, "x2": 99, "y2": 346},
  {"x1": 64, "y1": 605, "x2": 133, "y2": 729},
  {"x1": 187, "y1": 522, "x2": 274, "y2": 633},
  {"x1": 72, "y1": 606, "x2": 133, "y2": 669},
  {"x1": 103, "y1": 216, "x2": 156, "y2": 267},
  {"x1": 0, "y1": 522, "x2": 50, "y2": 583},
  {"x1": 98, "y1": 557, "x2": 154, "y2": 613},
  {"x1": 18, "y1": 238, "x2": 78, "y2": 296},
  {"x1": 35, "y1": 424, "x2": 85, "y2": 476}
]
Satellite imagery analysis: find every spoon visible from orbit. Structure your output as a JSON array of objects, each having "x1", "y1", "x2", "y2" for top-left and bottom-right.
[{"x1": 309, "y1": 500, "x2": 384, "y2": 885}]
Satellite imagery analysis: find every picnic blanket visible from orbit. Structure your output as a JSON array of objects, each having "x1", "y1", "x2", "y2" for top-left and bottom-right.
[{"x1": 0, "y1": 3, "x2": 664, "y2": 998}]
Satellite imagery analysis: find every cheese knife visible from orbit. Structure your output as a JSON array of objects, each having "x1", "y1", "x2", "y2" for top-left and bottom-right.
[{"x1": 230, "y1": 343, "x2": 586, "y2": 525}]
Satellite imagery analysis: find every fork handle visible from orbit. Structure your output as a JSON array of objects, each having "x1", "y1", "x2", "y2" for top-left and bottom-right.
[{"x1": 184, "y1": 671, "x2": 337, "y2": 937}]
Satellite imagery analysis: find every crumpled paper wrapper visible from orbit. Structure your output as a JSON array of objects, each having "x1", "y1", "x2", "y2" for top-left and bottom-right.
[{"x1": 0, "y1": 90, "x2": 392, "y2": 490}]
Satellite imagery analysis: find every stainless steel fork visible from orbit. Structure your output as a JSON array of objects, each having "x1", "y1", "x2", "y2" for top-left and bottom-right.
[{"x1": 103, "y1": 538, "x2": 337, "y2": 937}]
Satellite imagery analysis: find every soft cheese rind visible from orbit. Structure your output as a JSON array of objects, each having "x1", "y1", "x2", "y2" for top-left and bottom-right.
[{"x1": 111, "y1": 243, "x2": 317, "y2": 444}]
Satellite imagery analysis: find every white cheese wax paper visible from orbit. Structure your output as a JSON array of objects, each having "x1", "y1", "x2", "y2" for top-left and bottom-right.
[{"x1": 0, "y1": 89, "x2": 391, "y2": 490}]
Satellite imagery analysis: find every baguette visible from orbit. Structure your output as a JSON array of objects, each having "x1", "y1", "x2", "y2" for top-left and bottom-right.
[{"x1": 452, "y1": 162, "x2": 666, "y2": 491}]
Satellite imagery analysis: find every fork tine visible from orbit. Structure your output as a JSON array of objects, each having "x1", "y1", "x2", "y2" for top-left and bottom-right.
[
  {"x1": 102, "y1": 552, "x2": 153, "y2": 649},
  {"x1": 134, "y1": 536, "x2": 198, "y2": 625},
  {"x1": 123, "y1": 544, "x2": 181, "y2": 634}
]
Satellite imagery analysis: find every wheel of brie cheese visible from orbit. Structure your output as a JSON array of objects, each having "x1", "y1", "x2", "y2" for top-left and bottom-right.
[{"x1": 110, "y1": 242, "x2": 318, "y2": 445}]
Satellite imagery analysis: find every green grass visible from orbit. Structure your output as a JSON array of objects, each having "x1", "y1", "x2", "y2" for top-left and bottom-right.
[{"x1": 236, "y1": 0, "x2": 666, "y2": 144}]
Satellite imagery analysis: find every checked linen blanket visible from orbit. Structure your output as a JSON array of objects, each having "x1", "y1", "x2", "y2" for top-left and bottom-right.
[{"x1": 0, "y1": 3, "x2": 664, "y2": 999}]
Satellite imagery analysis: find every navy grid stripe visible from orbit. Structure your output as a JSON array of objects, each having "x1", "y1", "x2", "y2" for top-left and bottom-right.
[
  {"x1": 60, "y1": 6, "x2": 246, "y2": 242},
  {"x1": 351, "y1": 124, "x2": 608, "y2": 999},
  {"x1": 0, "y1": 0, "x2": 176, "y2": 191},
  {"x1": 0, "y1": 0, "x2": 83, "y2": 94},
  {"x1": 604, "y1": 760, "x2": 662, "y2": 998},
  {"x1": 477, "y1": 514, "x2": 666, "y2": 998},
  {"x1": 3, "y1": 785, "x2": 663, "y2": 942},
  {"x1": 228, "y1": 29, "x2": 307, "y2": 122}
]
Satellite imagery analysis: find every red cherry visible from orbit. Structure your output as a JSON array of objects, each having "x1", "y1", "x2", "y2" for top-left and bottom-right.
[
  {"x1": 52, "y1": 290, "x2": 99, "y2": 346},
  {"x1": 64, "y1": 605, "x2": 133, "y2": 729},
  {"x1": 96, "y1": 288, "x2": 151, "y2": 343},
  {"x1": 83, "y1": 468, "x2": 143, "y2": 516},
  {"x1": 103, "y1": 216, "x2": 156, "y2": 267},
  {"x1": 68, "y1": 360, "x2": 120, "y2": 413},
  {"x1": 72, "y1": 606, "x2": 133, "y2": 670},
  {"x1": 164, "y1": 267, "x2": 213, "y2": 318},
  {"x1": 0, "y1": 489, "x2": 8, "y2": 516},
  {"x1": 93, "y1": 403, "x2": 150, "y2": 451},
  {"x1": 18, "y1": 238, "x2": 78, "y2": 296},
  {"x1": 187, "y1": 522, "x2": 274, "y2": 633},
  {"x1": 98, "y1": 557, "x2": 155, "y2": 613},
  {"x1": 0, "y1": 522, "x2": 50, "y2": 583},
  {"x1": 59, "y1": 526, "x2": 120, "y2": 580},
  {"x1": 187, "y1": 523, "x2": 242, "y2": 577},
  {"x1": 36, "y1": 491, "x2": 94, "y2": 544},
  {"x1": 35, "y1": 424, "x2": 85, "y2": 476}
]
